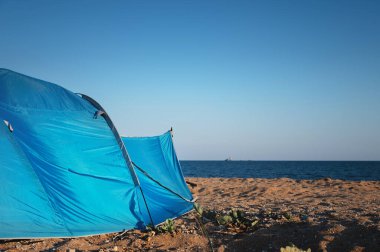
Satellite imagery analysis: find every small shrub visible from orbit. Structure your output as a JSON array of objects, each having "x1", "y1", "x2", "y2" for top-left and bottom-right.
[
  {"x1": 217, "y1": 215, "x2": 233, "y2": 225},
  {"x1": 203, "y1": 208, "x2": 259, "y2": 230},
  {"x1": 157, "y1": 219, "x2": 175, "y2": 233},
  {"x1": 283, "y1": 212, "x2": 292, "y2": 220},
  {"x1": 280, "y1": 244, "x2": 311, "y2": 252}
]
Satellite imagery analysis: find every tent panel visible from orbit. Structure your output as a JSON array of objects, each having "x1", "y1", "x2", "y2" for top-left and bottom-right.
[
  {"x1": 0, "y1": 121, "x2": 67, "y2": 238},
  {"x1": 123, "y1": 132, "x2": 193, "y2": 225}
]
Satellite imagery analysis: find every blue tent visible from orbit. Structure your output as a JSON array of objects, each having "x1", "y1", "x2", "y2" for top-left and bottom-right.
[{"x1": 0, "y1": 69, "x2": 193, "y2": 239}]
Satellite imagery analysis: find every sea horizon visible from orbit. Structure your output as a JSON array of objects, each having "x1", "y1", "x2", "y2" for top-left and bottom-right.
[{"x1": 180, "y1": 160, "x2": 380, "y2": 181}]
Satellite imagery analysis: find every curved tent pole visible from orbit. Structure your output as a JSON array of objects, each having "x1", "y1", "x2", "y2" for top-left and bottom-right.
[
  {"x1": 77, "y1": 93, "x2": 155, "y2": 226},
  {"x1": 77, "y1": 94, "x2": 139, "y2": 185}
]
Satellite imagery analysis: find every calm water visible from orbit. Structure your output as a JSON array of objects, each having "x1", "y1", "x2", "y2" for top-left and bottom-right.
[{"x1": 180, "y1": 161, "x2": 380, "y2": 181}]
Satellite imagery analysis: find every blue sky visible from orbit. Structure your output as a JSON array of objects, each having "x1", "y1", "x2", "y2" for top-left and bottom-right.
[{"x1": 1, "y1": 0, "x2": 379, "y2": 160}]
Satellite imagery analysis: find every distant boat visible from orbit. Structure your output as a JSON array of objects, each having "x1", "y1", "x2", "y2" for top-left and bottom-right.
[{"x1": 225, "y1": 157, "x2": 232, "y2": 162}]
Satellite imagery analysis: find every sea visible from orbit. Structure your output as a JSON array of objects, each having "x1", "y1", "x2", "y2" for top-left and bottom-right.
[{"x1": 180, "y1": 161, "x2": 380, "y2": 181}]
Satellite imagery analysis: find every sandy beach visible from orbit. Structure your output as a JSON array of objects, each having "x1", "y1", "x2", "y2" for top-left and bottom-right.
[{"x1": 1, "y1": 177, "x2": 379, "y2": 251}]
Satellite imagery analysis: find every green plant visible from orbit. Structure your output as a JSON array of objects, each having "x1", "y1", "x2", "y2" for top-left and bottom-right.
[
  {"x1": 194, "y1": 203, "x2": 203, "y2": 216},
  {"x1": 196, "y1": 207, "x2": 259, "y2": 231},
  {"x1": 283, "y1": 212, "x2": 292, "y2": 220},
  {"x1": 231, "y1": 209, "x2": 239, "y2": 219},
  {"x1": 192, "y1": 203, "x2": 215, "y2": 252},
  {"x1": 280, "y1": 245, "x2": 311, "y2": 252},
  {"x1": 216, "y1": 215, "x2": 233, "y2": 225},
  {"x1": 157, "y1": 219, "x2": 175, "y2": 233},
  {"x1": 250, "y1": 219, "x2": 259, "y2": 227}
]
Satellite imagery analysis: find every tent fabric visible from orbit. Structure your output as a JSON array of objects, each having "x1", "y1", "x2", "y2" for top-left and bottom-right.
[
  {"x1": 123, "y1": 132, "x2": 193, "y2": 226},
  {"x1": 0, "y1": 69, "x2": 193, "y2": 239}
]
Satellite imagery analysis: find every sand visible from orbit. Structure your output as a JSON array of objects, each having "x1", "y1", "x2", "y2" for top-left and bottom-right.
[{"x1": 0, "y1": 178, "x2": 379, "y2": 251}]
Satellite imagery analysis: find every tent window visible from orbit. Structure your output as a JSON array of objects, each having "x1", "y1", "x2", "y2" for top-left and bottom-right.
[{"x1": 3, "y1": 120, "x2": 13, "y2": 133}]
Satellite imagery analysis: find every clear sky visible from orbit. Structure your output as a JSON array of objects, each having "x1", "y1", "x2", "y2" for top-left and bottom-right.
[{"x1": 1, "y1": 1, "x2": 379, "y2": 160}]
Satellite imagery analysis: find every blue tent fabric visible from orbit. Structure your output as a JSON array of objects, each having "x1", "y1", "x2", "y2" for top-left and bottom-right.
[
  {"x1": 123, "y1": 132, "x2": 193, "y2": 226},
  {"x1": 0, "y1": 69, "x2": 193, "y2": 238}
]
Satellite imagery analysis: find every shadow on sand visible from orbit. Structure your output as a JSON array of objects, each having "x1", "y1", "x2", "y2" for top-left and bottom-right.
[{"x1": 224, "y1": 220, "x2": 379, "y2": 252}]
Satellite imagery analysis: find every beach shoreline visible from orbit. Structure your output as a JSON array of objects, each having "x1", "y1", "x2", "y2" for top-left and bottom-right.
[{"x1": 1, "y1": 177, "x2": 379, "y2": 251}]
